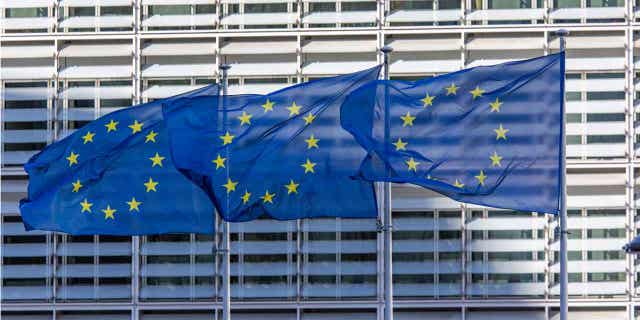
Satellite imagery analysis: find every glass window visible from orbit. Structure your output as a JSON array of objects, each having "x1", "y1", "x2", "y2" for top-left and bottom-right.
[
  {"x1": 5, "y1": 8, "x2": 48, "y2": 18},
  {"x1": 245, "y1": 3, "x2": 287, "y2": 13},
  {"x1": 69, "y1": 7, "x2": 95, "y2": 17},
  {"x1": 391, "y1": 1, "x2": 433, "y2": 11},
  {"x1": 587, "y1": 250, "x2": 624, "y2": 260},
  {"x1": 439, "y1": 230, "x2": 461, "y2": 239},
  {"x1": 566, "y1": 135, "x2": 581, "y2": 144},
  {"x1": 487, "y1": 230, "x2": 533, "y2": 239},
  {"x1": 149, "y1": 5, "x2": 190, "y2": 15},
  {"x1": 586, "y1": 0, "x2": 625, "y2": 7},
  {"x1": 101, "y1": 6, "x2": 132, "y2": 16},
  {"x1": 566, "y1": 113, "x2": 581, "y2": 123},
  {"x1": 587, "y1": 228, "x2": 625, "y2": 238},
  {"x1": 196, "y1": 4, "x2": 215, "y2": 14},
  {"x1": 554, "y1": 0, "x2": 580, "y2": 7},
  {"x1": 586, "y1": 135, "x2": 624, "y2": 144},
  {"x1": 586, "y1": 91, "x2": 625, "y2": 100},
  {"x1": 438, "y1": 0, "x2": 461, "y2": 9},
  {"x1": 488, "y1": 0, "x2": 532, "y2": 9},
  {"x1": 309, "y1": 2, "x2": 335, "y2": 12},
  {"x1": 342, "y1": 2, "x2": 377, "y2": 11},
  {"x1": 587, "y1": 272, "x2": 625, "y2": 282},
  {"x1": 586, "y1": 113, "x2": 624, "y2": 122}
]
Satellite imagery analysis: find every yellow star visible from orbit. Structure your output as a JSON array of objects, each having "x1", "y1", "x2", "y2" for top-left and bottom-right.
[
  {"x1": 494, "y1": 124, "x2": 509, "y2": 140},
  {"x1": 72, "y1": 179, "x2": 82, "y2": 192},
  {"x1": 287, "y1": 102, "x2": 302, "y2": 117},
  {"x1": 145, "y1": 130, "x2": 158, "y2": 143},
  {"x1": 301, "y1": 158, "x2": 317, "y2": 174},
  {"x1": 393, "y1": 138, "x2": 408, "y2": 151},
  {"x1": 241, "y1": 190, "x2": 251, "y2": 204},
  {"x1": 212, "y1": 154, "x2": 226, "y2": 169},
  {"x1": 406, "y1": 157, "x2": 419, "y2": 172},
  {"x1": 470, "y1": 86, "x2": 485, "y2": 99},
  {"x1": 445, "y1": 83, "x2": 458, "y2": 95},
  {"x1": 490, "y1": 151, "x2": 503, "y2": 167},
  {"x1": 237, "y1": 111, "x2": 252, "y2": 126},
  {"x1": 144, "y1": 177, "x2": 158, "y2": 192},
  {"x1": 285, "y1": 179, "x2": 299, "y2": 195},
  {"x1": 66, "y1": 152, "x2": 79, "y2": 166},
  {"x1": 105, "y1": 119, "x2": 118, "y2": 132},
  {"x1": 421, "y1": 93, "x2": 435, "y2": 107},
  {"x1": 222, "y1": 178, "x2": 238, "y2": 194},
  {"x1": 303, "y1": 113, "x2": 316, "y2": 125},
  {"x1": 454, "y1": 179, "x2": 464, "y2": 188},
  {"x1": 128, "y1": 120, "x2": 143, "y2": 134},
  {"x1": 305, "y1": 134, "x2": 319, "y2": 149},
  {"x1": 262, "y1": 99, "x2": 274, "y2": 112},
  {"x1": 475, "y1": 170, "x2": 487, "y2": 186},
  {"x1": 126, "y1": 197, "x2": 142, "y2": 212},
  {"x1": 149, "y1": 153, "x2": 165, "y2": 167},
  {"x1": 220, "y1": 131, "x2": 234, "y2": 146},
  {"x1": 102, "y1": 205, "x2": 116, "y2": 220},
  {"x1": 80, "y1": 199, "x2": 93, "y2": 213},
  {"x1": 82, "y1": 131, "x2": 95, "y2": 144},
  {"x1": 261, "y1": 190, "x2": 275, "y2": 204},
  {"x1": 400, "y1": 112, "x2": 416, "y2": 127},
  {"x1": 489, "y1": 97, "x2": 502, "y2": 112}
]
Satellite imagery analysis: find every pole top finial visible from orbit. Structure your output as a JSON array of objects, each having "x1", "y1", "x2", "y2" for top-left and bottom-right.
[
  {"x1": 219, "y1": 64, "x2": 231, "y2": 71},
  {"x1": 555, "y1": 29, "x2": 569, "y2": 37},
  {"x1": 381, "y1": 46, "x2": 393, "y2": 54}
]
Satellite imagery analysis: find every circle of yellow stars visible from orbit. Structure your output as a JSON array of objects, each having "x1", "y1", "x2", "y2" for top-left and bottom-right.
[
  {"x1": 73, "y1": 118, "x2": 158, "y2": 220},
  {"x1": 217, "y1": 97, "x2": 322, "y2": 207},
  {"x1": 391, "y1": 82, "x2": 508, "y2": 190}
]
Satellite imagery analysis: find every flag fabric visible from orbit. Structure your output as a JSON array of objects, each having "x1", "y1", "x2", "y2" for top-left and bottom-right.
[
  {"x1": 163, "y1": 66, "x2": 382, "y2": 222},
  {"x1": 624, "y1": 235, "x2": 640, "y2": 253},
  {"x1": 341, "y1": 53, "x2": 564, "y2": 214},
  {"x1": 20, "y1": 85, "x2": 219, "y2": 235}
]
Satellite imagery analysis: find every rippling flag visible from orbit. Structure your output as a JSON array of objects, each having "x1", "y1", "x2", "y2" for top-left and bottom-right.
[
  {"x1": 20, "y1": 85, "x2": 218, "y2": 235},
  {"x1": 341, "y1": 54, "x2": 564, "y2": 214},
  {"x1": 163, "y1": 66, "x2": 381, "y2": 222}
]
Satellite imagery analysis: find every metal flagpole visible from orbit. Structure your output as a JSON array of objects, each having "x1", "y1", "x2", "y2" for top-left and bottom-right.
[
  {"x1": 219, "y1": 64, "x2": 232, "y2": 320},
  {"x1": 380, "y1": 45, "x2": 394, "y2": 320},
  {"x1": 555, "y1": 29, "x2": 569, "y2": 320}
]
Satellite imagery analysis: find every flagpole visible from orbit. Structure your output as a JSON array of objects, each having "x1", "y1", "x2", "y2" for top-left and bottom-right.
[
  {"x1": 219, "y1": 64, "x2": 232, "y2": 320},
  {"x1": 380, "y1": 45, "x2": 394, "y2": 320},
  {"x1": 555, "y1": 29, "x2": 569, "y2": 320}
]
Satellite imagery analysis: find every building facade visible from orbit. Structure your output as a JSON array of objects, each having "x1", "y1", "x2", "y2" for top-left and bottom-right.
[{"x1": 1, "y1": 0, "x2": 639, "y2": 319}]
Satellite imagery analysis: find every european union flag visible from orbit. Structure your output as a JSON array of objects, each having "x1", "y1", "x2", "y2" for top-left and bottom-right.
[
  {"x1": 341, "y1": 53, "x2": 564, "y2": 214},
  {"x1": 20, "y1": 85, "x2": 219, "y2": 235},
  {"x1": 163, "y1": 67, "x2": 381, "y2": 222}
]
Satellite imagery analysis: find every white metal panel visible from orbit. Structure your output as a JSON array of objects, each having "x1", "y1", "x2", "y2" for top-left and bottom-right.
[
  {"x1": 466, "y1": 59, "x2": 512, "y2": 68},
  {"x1": 302, "y1": 11, "x2": 376, "y2": 24},
  {"x1": 466, "y1": 37, "x2": 544, "y2": 50},
  {"x1": 59, "y1": 44, "x2": 132, "y2": 57},
  {"x1": 466, "y1": 217, "x2": 546, "y2": 230},
  {"x1": 469, "y1": 239, "x2": 545, "y2": 252},
  {"x1": 1, "y1": 45, "x2": 55, "y2": 59},
  {"x1": 61, "y1": 86, "x2": 133, "y2": 100},
  {"x1": 566, "y1": 78, "x2": 625, "y2": 92},
  {"x1": 396, "y1": 311, "x2": 461, "y2": 320},
  {"x1": 302, "y1": 39, "x2": 376, "y2": 53},
  {"x1": 302, "y1": 61, "x2": 377, "y2": 75},
  {"x1": 468, "y1": 261, "x2": 545, "y2": 274},
  {"x1": 3, "y1": 87, "x2": 53, "y2": 101},
  {"x1": 549, "y1": 309, "x2": 626, "y2": 320},
  {"x1": 467, "y1": 9, "x2": 544, "y2": 21},
  {"x1": 60, "y1": 0, "x2": 133, "y2": 5},
  {"x1": 142, "y1": 42, "x2": 216, "y2": 56},
  {"x1": 565, "y1": 57, "x2": 625, "y2": 71},
  {"x1": 228, "y1": 62, "x2": 297, "y2": 76},
  {"x1": 59, "y1": 65, "x2": 132, "y2": 79},
  {"x1": 386, "y1": 9, "x2": 461, "y2": 23},
  {"x1": 549, "y1": 7, "x2": 625, "y2": 20},
  {"x1": 567, "y1": 194, "x2": 625, "y2": 207},
  {"x1": 1, "y1": 17, "x2": 55, "y2": 30},
  {"x1": 2, "y1": 130, "x2": 49, "y2": 143},
  {"x1": 221, "y1": 40, "x2": 297, "y2": 55},
  {"x1": 387, "y1": 38, "x2": 460, "y2": 52},
  {"x1": 228, "y1": 83, "x2": 288, "y2": 95},
  {"x1": 550, "y1": 35, "x2": 625, "y2": 49},
  {"x1": 143, "y1": 85, "x2": 208, "y2": 99},
  {"x1": 142, "y1": 14, "x2": 217, "y2": 27},
  {"x1": 1, "y1": 66, "x2": 55, "y2": 80},
  {"x1": 220, "y1": 13, "x2": 297, "y2": 25},
  {"x1": 1, "y1": 0, "x2": 54, "y2": 8},
  {"x1": 566, "y1": 100, "x2": 625, "y2": 114},
  {"x1": 58, "y1": 16, "x2": 134, "y2": 28},
  {"x1": 141, "y1": 63, "x2": 215, "y2": 77},
  {"x1": 468, "y1": 310, "x2": 545, "y2": 320},
  {"x1": 390, "y1": 59, "x2": 461, "y2": 74}
]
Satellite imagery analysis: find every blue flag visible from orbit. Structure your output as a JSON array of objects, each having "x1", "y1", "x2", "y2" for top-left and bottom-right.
[
  {"x1": 341, "y1": 54, "x2": 564, "y2": 214},
  {"x1": 163, "y1": 67, "x2": 381, "y2": 222},
  {"x1": 20, "y1": 85, "x2": 219, "y2": 235}
]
